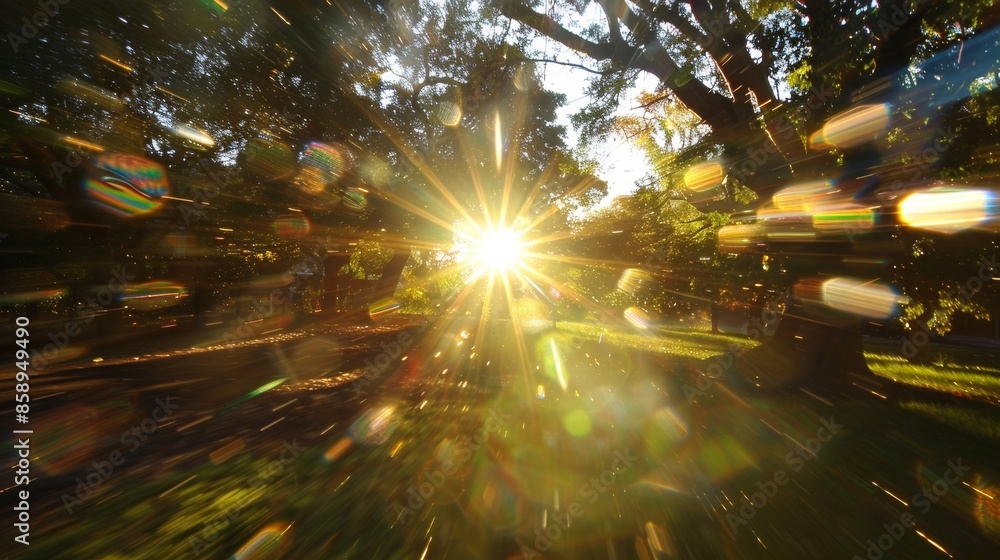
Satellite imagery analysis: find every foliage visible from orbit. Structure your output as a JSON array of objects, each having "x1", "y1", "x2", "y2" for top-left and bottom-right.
[{"x1": 344, "y1": 239, "x2": 395, "y2": 280}]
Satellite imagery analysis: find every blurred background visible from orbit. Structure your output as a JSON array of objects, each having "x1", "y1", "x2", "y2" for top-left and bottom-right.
[{"x1": 2, "y1": 1, "x2": 1000, "y2": 559}]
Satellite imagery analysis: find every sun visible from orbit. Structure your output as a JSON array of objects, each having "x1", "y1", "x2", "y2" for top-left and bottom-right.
[{"x1": 471, "y1": 227, "x2": 526, "y2": 272}]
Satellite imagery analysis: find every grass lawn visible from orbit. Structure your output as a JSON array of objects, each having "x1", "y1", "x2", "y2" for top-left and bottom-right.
[
  {"x1": 558, "y1": 321, "x2": 758, "y2": 360},
  {"x1": 864, "y1": 350, "x2": 1000, "y2": 401},
  {"x1": 558, "y1": 321, "x2": 1000, "y2": 444}
]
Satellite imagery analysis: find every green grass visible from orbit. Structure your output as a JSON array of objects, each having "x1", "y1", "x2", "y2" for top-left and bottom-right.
[
  {"x1": 864, "y1": 350, "x2": 1000, "y2": 401},
  {"x1": 558, "y1": 322, "x2": 759, "y2": 360},
  {"x1": 900, "y1": 401, "x2": 1000, "y2": 443},
  {"x1": 560, "y1": 322, "x2": 1000, "y2": 403}
]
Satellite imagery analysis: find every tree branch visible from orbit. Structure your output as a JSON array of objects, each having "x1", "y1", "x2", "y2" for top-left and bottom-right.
[
  {"x1": 596, "y1": 0, "x2": 624, "y2": 43},
  {"x1": 521, "y1": 57, "x2": 613, "y2": 75},
  {"x1": 638, "y1": 0, "x2": 710, "y2": 47},
  {"x1": 631, "y1": 91, "x2": 670, "y2": 110}
]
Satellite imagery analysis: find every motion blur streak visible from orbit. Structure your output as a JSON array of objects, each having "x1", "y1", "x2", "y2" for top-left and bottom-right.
[
  {"x1": 683, "y1": 161, "x2": 723, "y2": 192},
  {"x1": 821, "y1": 277, "x2": 901, "y2": 319},
  {"x1": 900, "y1": 187, "x2": 997, "y2": 233},
  {"x1": 773, "y1": 181, "x2": 836, "y2": 210},
  {"x1": 2, "y1": 2, "x2": 1000, "y2": 560},
  {"x1": 812, "y1": 103, "x2": 891, "y2": 150}
]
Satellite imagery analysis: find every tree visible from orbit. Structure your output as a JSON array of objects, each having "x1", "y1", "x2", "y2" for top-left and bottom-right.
[
  {"x1": 565, "y1": 185, "x2": 735, "y2": 320},
  {"x1": 492, "y1": 0, "x2": 808, "y2": 195},
  {"x1": 493, "y1": 0, "x2": 999, "y2": 197},
  {"x1": 1, "y1": 0, "x2": 606, "y2": 338},
  {"x1": 0, "y1": 0, "x2": 412, "y2": 328},
  {"x1": 492, "y1": 0, "x2": 1000, "y2": 388}
]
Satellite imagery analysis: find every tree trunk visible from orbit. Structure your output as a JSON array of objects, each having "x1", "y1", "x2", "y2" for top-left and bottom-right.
[
  {"x1": 497, "y1": 0, "x2": 800, "y2": 180},
  {"x1": 737, "y1": 300, "x2": 881, "y2": 390},
  {"x1": 322, "y1": 254, "x2": 352, "y2": 313},
  {"x1": 902, "y1": 317, "x2": 935, "y2": 365},
  {"x1": 367, "y1": 249, "x2": 411, "y2": 310}
]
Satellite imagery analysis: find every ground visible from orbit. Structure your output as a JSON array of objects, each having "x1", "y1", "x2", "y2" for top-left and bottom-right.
[{"x1": 3, "y1": 313, "x2": 1000, "y2": 559}]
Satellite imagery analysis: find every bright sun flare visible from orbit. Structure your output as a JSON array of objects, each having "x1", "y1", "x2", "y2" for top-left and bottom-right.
[{"x1": 472, "y1": 228, "x2": 525, "y2": 271}]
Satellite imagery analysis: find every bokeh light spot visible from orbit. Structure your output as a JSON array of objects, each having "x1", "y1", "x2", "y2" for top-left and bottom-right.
[{"x1": 563, "y1": 409, "x2": 591, "y2": 437}]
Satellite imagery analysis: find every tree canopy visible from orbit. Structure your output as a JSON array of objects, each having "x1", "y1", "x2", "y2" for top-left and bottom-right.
[{"x1": 0, "y1": 0, "x2": 600, "y2": 321}]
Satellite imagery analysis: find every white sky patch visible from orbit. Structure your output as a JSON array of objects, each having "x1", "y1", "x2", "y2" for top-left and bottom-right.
[
  {"x1": 522, "y1": 2, "x2": 656, "y2": 208},
  {"x1": 541, "y1": 59, "x2": 658, "y2": 207}
]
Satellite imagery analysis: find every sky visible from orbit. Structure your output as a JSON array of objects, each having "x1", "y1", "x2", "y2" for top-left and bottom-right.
[
  {"x1": 541, "y1": 60, "x2": 658, "y2": 206},
  {"x1": 382, "y1": 1, "x2": 658, "y2": 208},
  {"x1": 526, "y1": 6, "x2": 659, "y2": 208}
]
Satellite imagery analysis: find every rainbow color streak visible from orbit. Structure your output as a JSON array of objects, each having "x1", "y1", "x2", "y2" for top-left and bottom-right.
[
  {"x1": 624, "y1": 306, "x2": 653, "y2": 329},
  {"x1": 83, "y1": 154, "x2": 170, "y2": 217},
  {"x1": 274, "y1": 214, "x2": 311, "y2": 238},
  {"x1": 341, "y1": 187, "x2": 368, "y2": 212},
  {"x1": 119, "y1": 280, "x2": 188, "y2": 311},
  {"x1": 349, "y1": 405, "x2": 397, "y2": 445},
  {"x1": 900, "y1": 187, "x2": 997, "y2": 233},
  {"x1": 811, "y1": 203, "x2": 875, "y2": 232},
  {"x1": 369, "y1": 298, "x2": 400, "y2": 318},
  {"x1": 296, "y1": 142, "x2": 346, "y2": 193},
  {"x1": 231, "y1": 522, "x2": 292, "y2": 560}
]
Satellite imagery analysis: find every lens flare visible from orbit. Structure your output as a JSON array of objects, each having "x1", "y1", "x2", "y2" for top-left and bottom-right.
[
  {"x1": 773, "y1": 180, "x2": 836, "y2": 210},
  {"x1": 231, "y1": 522, "x2": 292, "y2": 560},
  {"x1": 471, "y1": 227, "x2": 526, "y2": 272},
  {"x1": 624, "y1": 306, "x2": 654, "y2": 329},
  {"x1": 813, "y1": 103, "x2": 890, "y2": 149},
  {"x1": 173, "y1": 123, "x2": 215, "y2": 147},
  {"x1": 82, "y1": 153, "x2": 170, "y2": 218},
  {"x1": 683, "y1": 161, "x2": 723, "y2": 192},
  {"x1": 821, "y1": 277, "x2": 901, "y2": 318},
  {"x1": 274, "y1": 213, "x2": 311, "y2": 238},
  {"x1": 811, "y1": 203, "x2": 875, "y2": 232},
  {"x1": 618, "y1": 268, "x2": 652, "y2": 295},
  {"x1": 437, "y1": 101, "x2": 462, "y2": 126},
  {"x1": 349, "y1": 405, "x2": 397, "y2": 445},
  {"x1": 717, "y1": 223, "x2": 766, "y2": 252},
  {"x1": 296, "y1": 141, "x2": 347, "y2": 193},
  {"x1": 119, "y1": 281, "x2": 188, "y2": 311},
  {"x1": 900, "y1": 187, "x2": 996, "y2": 233}
]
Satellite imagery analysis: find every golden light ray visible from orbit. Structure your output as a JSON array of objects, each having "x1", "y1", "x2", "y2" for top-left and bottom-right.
[
  {"x1": 337, "y1": 74, "x2": 597, "y2": 316},
  {"x1": 370, "y1": 187, "x2": 459, "y2": 232},
  {"x1": 516, "y1": 173, "x2": 602, "y2": 235},
  {"x1": 494, "y1": 109, "x2": 503, "y2": 172},
  {"x1": 455, "y1": 132, "x2": 497, "y2": 228},
  {"x1": 528, "y1": 251, "x2": 645, "y2": 271},
  {"x1": 549, "y1": 337, "x2": 568, "y2": 391},
  {"x1": 499, "y1": 109, "x2": 519, "y2": 228},
  {"x1": 499, "y1": 266, "x2": 538, "y2": 394},
  {"x1": 500, "y1": 94, "x2": 536, "y2": 238},
  {"x1": 512, "y1": 160, "x2": 558, "y2": 222},
  {"x1": 340, "y1": 88, "x2": 485, "y2": 237},
  {"x1": 341, "y1": 75, "x2": 626, "y2": 397},
  {"x1": 508, "y1": 264, "x2": 610, "y2": 319}
]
